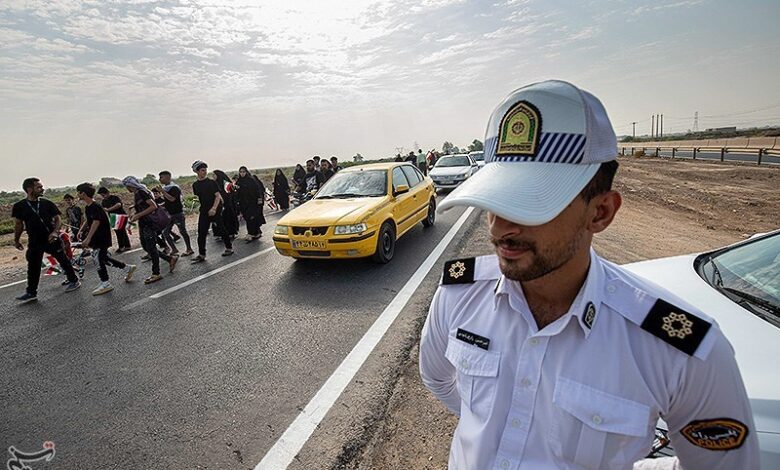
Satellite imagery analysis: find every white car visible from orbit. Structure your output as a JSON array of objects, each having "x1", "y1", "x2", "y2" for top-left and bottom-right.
[
  {"x1": 623, "y1": 229, "x2": 780, "y2": 467},
  {"x1": 429, "y1": 154, "x2": 478, "y2": 190},
  {"x1": 469, "y1": 150, "x2": 485, "y2": 169}
]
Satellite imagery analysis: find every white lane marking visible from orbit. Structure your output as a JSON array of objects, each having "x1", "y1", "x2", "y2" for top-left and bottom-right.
[
  {"x1": 0, "y1": 279, "x2": 26, "y2": 290},
  {"x1": 255, "y1": 207, "x2": 476, "y2": 470},
  {"x1": 122, "y1": 246, "x2": 277, "y2": 311}
]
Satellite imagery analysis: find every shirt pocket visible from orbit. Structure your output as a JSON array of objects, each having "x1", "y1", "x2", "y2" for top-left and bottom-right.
[
  {"x1": 550, "y1": 377, "x2": 652, "y2": 469},
  {"x1": 445, "y1": 337, "x2": 500, "y2": 420}
]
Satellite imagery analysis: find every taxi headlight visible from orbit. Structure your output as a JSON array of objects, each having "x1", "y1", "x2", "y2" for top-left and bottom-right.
[
  {"x1": 334, "y1": 223, "x2": 367, "y2": 235},
  {"x1": 274, "y1": 225, "x2": 289, "y2": 235}
]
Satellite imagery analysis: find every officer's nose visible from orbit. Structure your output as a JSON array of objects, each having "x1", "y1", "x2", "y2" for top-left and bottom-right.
[{"x1": 488, "y1": 213, "x2": 525, "y2": 239}]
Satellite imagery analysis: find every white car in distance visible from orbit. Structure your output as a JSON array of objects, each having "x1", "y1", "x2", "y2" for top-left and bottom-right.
[
  {"x1": 469, "y1": 150, "x2": 485, "y2": 169},
  {"x1": 429, "y1": 154, "x2": 478, "y2": 191}
]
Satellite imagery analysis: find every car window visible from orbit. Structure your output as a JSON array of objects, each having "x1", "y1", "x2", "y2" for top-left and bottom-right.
[
  {"x1": 315, "y1": 170, "x2": 387, "y2": 198},
  {"x1": 700, "y1": 232, "x2": 780, "y2": 327},
  {"x1": 435, "y1": 156, "x2": 470, "y2": 167},
  {"x1": 401, "y1": 166, "x2": 422, "y2": 187},
  {"x1": 392, "y1": 167, "x2": 410, "y2": 192}
]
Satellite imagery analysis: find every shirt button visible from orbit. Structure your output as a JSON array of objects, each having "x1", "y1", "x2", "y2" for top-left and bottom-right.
[
  {"x1": 461, "y1": 359, "x2": 469, "y2": 370},
  {"x1": 592, "y1": 414, "x2": 603, "y2": 425},
  {"x1": 500, "y1": 459, "x2": 510, "y2": 469},
  {"x1": 529, "y1": 338, "x2": 539, "y2": 346},
  {"x1": 606, "y1": 285, "x2": 616, "y2": 294},
  {"x1": 511, "y1": 418, "x2": 521, "y2": 428},
  {"x1": 520, "y1": 378, "x2": 532, "y2": 387}
]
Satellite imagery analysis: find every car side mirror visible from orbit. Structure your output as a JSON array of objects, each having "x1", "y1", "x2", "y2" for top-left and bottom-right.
[{"x1": 394, "y1": 184, "x2": 409, "y2": 196}]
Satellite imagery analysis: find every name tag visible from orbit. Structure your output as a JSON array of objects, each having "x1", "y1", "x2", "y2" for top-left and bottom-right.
[{"x1": 456, "y1": 328, "x2": 490, "y2": 350}]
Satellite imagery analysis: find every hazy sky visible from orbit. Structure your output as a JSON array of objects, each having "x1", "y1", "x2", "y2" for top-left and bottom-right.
[{"x1": 2, "y1": 0, "x2": 779, "y2": 191}]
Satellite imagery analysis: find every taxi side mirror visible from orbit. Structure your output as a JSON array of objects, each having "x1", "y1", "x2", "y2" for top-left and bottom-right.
[{"x1": 394, "y1": 184, "x2": 409, "y2": 196}]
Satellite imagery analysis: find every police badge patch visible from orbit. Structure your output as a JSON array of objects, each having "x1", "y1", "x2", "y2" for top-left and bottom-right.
[
  {"x1": 442, "y1": 258, "x2": 476, "y2": 285},
  {"x1": 583, "y1": 301, "x2": 596, "y2": 329},
  {"x1": 681, "y1": 418, "x2": 749, "y2": 451},
  {"x1": 496, "y1": 101, "x2": 542, "y2": 157}
]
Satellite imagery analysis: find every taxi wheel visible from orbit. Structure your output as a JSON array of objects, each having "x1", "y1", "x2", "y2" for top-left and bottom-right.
[
  {"x1": 422, "y1": 198, "x2": 436, "y2": 228},
  {"x1": 372, "y1": 222, "x2": 396, "y2": 264}
]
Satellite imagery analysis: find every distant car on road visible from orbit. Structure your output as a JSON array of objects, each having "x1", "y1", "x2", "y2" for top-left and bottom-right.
[
  {"x1": 429, "y1": 154, "x2": 478, "y2": 191},
  {"x1": 469, "y1": 150, "x2": 485, "y2": 169},
  {"x1": 624, "y1": 229, "x2": 780, "y2": 467},
  {"x1": 273, "y1": 163, "x2": 435, "y2": 263}
]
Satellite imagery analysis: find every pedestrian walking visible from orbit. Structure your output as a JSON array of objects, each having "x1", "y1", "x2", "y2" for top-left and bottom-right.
[
  {"x1": 213, "y1": 170, "x2": 240, "y2": 240},
  {"x1": 158, "y1": 170, "x2": 194, "y2": 256},
  {"x1": 416, "y1": 148, "x2": 427, "y2": 175},
  {"x1": 420, "y1": 80, "x2": 759, "y2": 469},
  {"x1": 320, "y1": 159, "x2": 335, "y2": 182},
  {"x1": 190, "y1": 161, "x2": 233, "y2": 262},
  {"x1": 122, "y1": 176, "x2": 177, "y2": 284},
  {"x1": 98, "y1": 186, "x2": 131, "y2": 252},
  {"x1": 292, "y1": 164, "x2": 306, "y2": 192},
  {"x1": 236, "y1": 166, "x2": 265, "y2": 241},
  {"x1": 12, "y1": 177, "x2": 81, "y2": 303},
  {"x1": 330, "y1": 156, "x2": 342, "y2": 172},
  {"x1": 62, "y1": 193, "x2": 83, "y2": 241},
  {"x1": 76, "y1": 182, "x2": 136, "y2": 295},
  {"x1": 273, "y1": 169, "x2": 291, "y2": 211}
]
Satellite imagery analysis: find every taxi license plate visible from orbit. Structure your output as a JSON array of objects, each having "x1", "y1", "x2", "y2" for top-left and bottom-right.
[{"x1": 292, "y1": 240, "x2": 326, "y2": 250}]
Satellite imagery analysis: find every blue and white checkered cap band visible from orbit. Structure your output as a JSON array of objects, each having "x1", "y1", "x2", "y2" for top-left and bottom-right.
[{"x1": 486, "y1": 132, "x2": 587, "y2": 164}]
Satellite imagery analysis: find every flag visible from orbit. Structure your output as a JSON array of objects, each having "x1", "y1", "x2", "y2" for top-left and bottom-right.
[
  {"x1": 223, "y1": 180, "x2": 233, "y2": 193},
  {"x1": 109, "y1": 213, "x2": 128, "y2": 230},
  {"x1": 43, "y1": 255, "x2": 62, "y2": 276}
]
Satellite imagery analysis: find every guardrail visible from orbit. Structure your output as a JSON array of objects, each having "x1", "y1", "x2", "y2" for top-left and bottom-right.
[{"x1": 620, "y1": 137, "x2": 780, "y2": 165}]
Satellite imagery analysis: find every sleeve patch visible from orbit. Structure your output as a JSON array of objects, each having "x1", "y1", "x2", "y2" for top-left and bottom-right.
[
  {"x1": 640, "y1": 299, "x2": 711, "y2": 355},
  {"x1": 442, "y1": 258, "x2": 475, "y2": 285},
  {"x1": 681, "y1": 418, "x2": 749, "y2": 451}
]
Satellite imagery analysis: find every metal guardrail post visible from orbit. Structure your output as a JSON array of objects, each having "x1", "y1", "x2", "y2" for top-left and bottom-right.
[
  {"x1": 655, "y1": 147, "x2": 660, "y2": 157},
  {"x1": 631, "y1": 147, "x2": 635, "y2": 155},
  {"x1": 672, "y1": 148, "x2": 676, "y2": 158},
  {"x1": 758, "y1": 149, "x2": 763, "y2": 165},
  {"x1": 693, "y1": 148, "x2": 697, "y2": 160},
  {"x1": 720, "y1": 148, "x2": 725, "y2": 162}
]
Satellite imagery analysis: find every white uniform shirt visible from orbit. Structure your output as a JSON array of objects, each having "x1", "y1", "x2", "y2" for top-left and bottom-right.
[{"x1": 420, "y1": 250, "x2": 759, "y2": 470}]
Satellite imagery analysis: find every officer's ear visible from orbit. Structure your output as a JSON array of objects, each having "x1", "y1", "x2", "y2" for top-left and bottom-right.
[{"x1": 587, "y1": 190, "x2": 621, "y2": 234}]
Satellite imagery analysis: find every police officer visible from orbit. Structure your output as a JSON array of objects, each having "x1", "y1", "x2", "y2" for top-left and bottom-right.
[{"x1": 420, "y1": 80, "x2": 759, "y2": 469}]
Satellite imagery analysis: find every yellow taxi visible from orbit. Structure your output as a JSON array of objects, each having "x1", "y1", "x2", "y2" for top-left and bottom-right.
[{"x1": 273, "y1": 162, "x2": 436, "y2": 263}]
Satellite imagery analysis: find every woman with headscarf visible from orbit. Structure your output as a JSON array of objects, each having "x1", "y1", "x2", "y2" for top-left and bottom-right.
[
  {"x1": 273, "y1": 169, "x2": 290, "y2": 211},
  {"x1": 213, "y1": 170, "x2": 240, "y2": 240},
  {"x1": 122, "y1": 176, "x2": 177, "y2": 284},
  {"x1": 235, "y1": 166, "x2": 264, "y2": 241},
  {"x1": 292, "y1": 164, "x2": 306, "y2": 193}
]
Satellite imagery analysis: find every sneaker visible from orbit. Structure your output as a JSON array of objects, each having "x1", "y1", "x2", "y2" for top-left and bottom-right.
[
  {"x1": 144, "y1": 274, "x2": 163, "y2": 284},
  {"x1": 172, "y1": 234, "x2": 181, "y2": 242},
  {"x1": 64, "y1": 281, "x2": 81, "y2": 293},
  {"x1": 190, "y1": 255, "x2": 206, "y2": 263},
  {"x1": 168, "y1": 255, "x2": 179, "y2": 273},
  {"x1": 222, "y1": 249, "x2": 234, "y2": 257},
  {"x1": 61, "y1": 278, "x2": 70, "y2": 286},
  {"x1": 140, "y1": 254, "x2": 151, "y2": 261},
  {"x1": 16, "y1": 292, "x2": 37, "y2": 303},
  {"x1": 92, "y1": 281, "x2": 114, "y2": 296},
  {"x1": 124, "y1": 264, "x2": 137, "y2": 282},
  {"x1": 181, "y1": 249, "x2": 194, "y2": 257}
]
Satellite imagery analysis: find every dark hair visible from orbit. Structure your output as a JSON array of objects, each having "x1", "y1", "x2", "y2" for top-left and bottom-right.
[
  {"x1": 306, "y1": 159, "x2": 315, "y2": 165},
  {"x1": 579, "y1": 160, "x2": 619, "y2": 202},
  {"x1": 63, "y1": 193, "x2": 74, "y2": 200},
  {"x1": 76, "y1": 182, "x2": 96, "y2": 198},
  {"x1": 330, "y1": 156, "x2": 337, "y2": 162},
  {"x1": 159, "y1": 170, "x2": 171, "y2": 177},
  {"x1": 22, "y1": 177, "x2": 39, "y2": 193},
  {"x1": 97, "y1": 186, "x2": 109, "y2": 195}
]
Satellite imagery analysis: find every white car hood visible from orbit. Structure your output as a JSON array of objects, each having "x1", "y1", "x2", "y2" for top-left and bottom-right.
[
  {"x1": 624, "y1": 254, "x2": 780, "y2": 434},
  {"x1": 430, "y1": 166, "x2": 469, "y2": 177}
]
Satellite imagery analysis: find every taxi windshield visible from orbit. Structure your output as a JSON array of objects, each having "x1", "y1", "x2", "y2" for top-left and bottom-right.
[{"x1": 315, "y1": 170, "x2": 387, "y2": 199}]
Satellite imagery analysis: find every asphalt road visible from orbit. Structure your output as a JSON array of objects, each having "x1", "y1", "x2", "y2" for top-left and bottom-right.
[{"x1": 0, "y1": 201, "x2": 473, "y2": 469}]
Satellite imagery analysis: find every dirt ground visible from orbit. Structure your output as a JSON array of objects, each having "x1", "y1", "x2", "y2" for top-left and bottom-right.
[{"x1": 347, "y1": 156, "x2": 780, "y2": 469}]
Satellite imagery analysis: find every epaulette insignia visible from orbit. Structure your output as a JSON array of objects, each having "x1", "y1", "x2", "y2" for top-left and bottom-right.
[
  {"x1": 641, "y1": 299, "x2": 711, "y2": 355},
  {"x1": 442, "y1": 258, "x2": 476, "y2": 285}
]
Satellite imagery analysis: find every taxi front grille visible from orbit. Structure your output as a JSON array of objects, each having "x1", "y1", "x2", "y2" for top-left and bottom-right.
[{"x1": 292, "y1": 226, "x2": 328, "y2": 236}]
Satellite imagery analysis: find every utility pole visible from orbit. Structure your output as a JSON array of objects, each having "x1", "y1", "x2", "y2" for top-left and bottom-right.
[
  {"x1": 660, "y1": 114, "x2": 663, "y2": 138},
  {"x1": 693, "y1": 111, "x2": 699, "y2": 132},
  {"x1": 632, "y1": 122, "x2": 637, "y2": 138}
]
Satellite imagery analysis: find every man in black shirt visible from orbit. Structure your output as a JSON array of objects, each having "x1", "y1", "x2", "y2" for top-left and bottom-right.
[
  {"x1": 304, "y1": 159, "x2": 325, "y2": 192},
  {"x1": 12, "y1": 177, "x2": 81, "y2": 303},
  {"x1": 77, "y1": 182, "x2": 136, "y2": 295},
  {"x1": 191, "y1": 161, "x2": 233, "y2": 262},
  {"x1": 158, "y1": 171, "x2": 193, "y2": 256},
  {"x1": 63, "y1": 193, "x2": 82, "y2": 241},
  {"x1": 98, "y1": 186, "x2": 131, "y2": 252}
]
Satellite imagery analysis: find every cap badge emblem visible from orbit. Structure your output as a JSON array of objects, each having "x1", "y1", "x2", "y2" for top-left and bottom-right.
[
  {"x1": 497, "y1": 100, "x2": 541, "y2": 157},
  {"x1": 449, "y1": 261, "x2": 467, "y2": 279},
  {"x1": 662, "y1": 312, "x2": 694, "y2": 339}
]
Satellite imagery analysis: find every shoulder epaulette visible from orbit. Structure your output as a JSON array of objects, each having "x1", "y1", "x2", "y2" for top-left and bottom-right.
[
  {"x1": 441, "y1": 255, "x2": 501, "y2": 285},
  {"x1": 639, "y1": 298, "x2": 712, "y2": 356}
]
